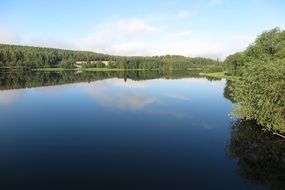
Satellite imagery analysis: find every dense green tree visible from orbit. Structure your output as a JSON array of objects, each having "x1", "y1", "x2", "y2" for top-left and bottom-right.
[
  {"x1": 245, "y1": 28, "x2": 285, "y2": 61},
  {"x1": 224, "y1": 52, "x2": 246, "y2": 75},
  {"x1": 232, "y1": 60, "x2": 285, "y2": 132},
  {"x1": 225, "y1": 27, "x2": 285, "y2": 133},
  {"x1": 0, "y1": 44, "x2": 221, "y2": 70},
  {"x1": 60, "y1": 58, "x2": 74, "y2": 68}
]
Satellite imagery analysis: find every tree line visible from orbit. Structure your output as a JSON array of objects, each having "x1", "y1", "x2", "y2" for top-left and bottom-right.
[{"x1": 0, "y1": 44, "x2": 222, "y2": 70}]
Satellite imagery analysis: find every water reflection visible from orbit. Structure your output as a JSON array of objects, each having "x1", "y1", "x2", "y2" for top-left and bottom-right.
[
  {"x1": 164, "y1": 92, "x2": 191, "y2": 101},
  {"x1": 0, "y1": 73, "x2": 234, "y2": 190},
  {"x1": 83, "y1": 79, "x2": 157, "y2": 110},
  {"x1": 0, "y1": 70, "x2": 206, "y2": 90},
  {"x1": 0, "y1": 70, "x2": 283, "y2": 189},
  {"x1": 227, "y1": 120, "x2": 285, "y2": 190},
  {"x1": 0, "y1": 89, "x2": 25, "y2": 105},
  {"x1": 32, "y1": 83, "x2": 76, "y2": 96}
]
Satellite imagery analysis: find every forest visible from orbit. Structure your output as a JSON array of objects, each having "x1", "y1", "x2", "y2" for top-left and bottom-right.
[{"x1": 0, "y1": 44, "x2": 222, "y2": 71}]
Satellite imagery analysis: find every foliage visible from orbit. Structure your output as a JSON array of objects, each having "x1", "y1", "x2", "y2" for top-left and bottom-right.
[
  {"x1": 59, "y1": 58, "x2": 74, "y2": 68},
  {"x1": 232, "y1": 60, "x2": 285, "y2": 132},
  {"x1": 224, "y1": 28, "x2": 285, "y2": 133},
  {"x1": 0, "y1": 44, "x2": 110, "y2": 68},
  {"x1": 245, "y1": 28, "x2": 285, "y2": 61},
  {"x1": 225, "y1": 27, "x2": 285, "y2": 76},
  {"x1": 0, "y1": 44, "x2": 221, "y2": 70},
  {"x1": 224, "y1": 52, "x2": 246, "y2": 75}
]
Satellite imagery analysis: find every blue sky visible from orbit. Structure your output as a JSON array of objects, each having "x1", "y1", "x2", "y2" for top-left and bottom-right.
[{"x1": 1, "y1": 0, "x2": 285, "y2": 59}]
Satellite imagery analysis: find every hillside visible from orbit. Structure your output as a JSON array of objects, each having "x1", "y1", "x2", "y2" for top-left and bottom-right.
[{"x1": 0, "y1": 44, "x2": 221, "y2": 70}]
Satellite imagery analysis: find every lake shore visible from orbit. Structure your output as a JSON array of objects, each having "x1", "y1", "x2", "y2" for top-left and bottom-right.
[
  {"x1": 199, "y1": 71, "x2": 236, "y2": 80},
  {"x1": 33, "y1": 68, "x2": 149, "y2": 72}
]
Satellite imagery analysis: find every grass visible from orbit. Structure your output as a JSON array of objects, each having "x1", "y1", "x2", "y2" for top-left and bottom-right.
[
  {"x1": 33, "y1": 68, "x2": 237, "y2": 81},
  {"x1": 11, "y1": 67, "x2": 80, "y2": 72},
  {"x1": 199, "y1": 71, "x2": 226, "y2": 78},
  {"x1": 81, "y1": 68, "x2": 147, "y2": 71},
  {"x1": 33, "y1": 67, "x2": 206, "y2": 72},
  {"x1": 187, "y1": 67, "x2": 204, "y2": 71},
  {"x1": 32, "y1": 67, "x2": 148, "y2": 72},
  {"x1": 33, "y1": 68, "x2": 75, "y2": 71},
  {"x1": 199, "y1": 71, "x2": 236, "y2": 80}
]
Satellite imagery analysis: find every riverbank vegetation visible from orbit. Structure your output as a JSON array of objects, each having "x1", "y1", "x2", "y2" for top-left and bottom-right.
[
  {"x1": 224, "y1": 28, "x2": 285, "y2": 134},
  {"x1": 199, "y1": 71, "x2": 236, "y2": 81}
]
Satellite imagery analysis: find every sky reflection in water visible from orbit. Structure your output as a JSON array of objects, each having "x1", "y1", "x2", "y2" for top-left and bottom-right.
[{"x1": 0, "y1": 77, "x2": 267, "y2": 190}]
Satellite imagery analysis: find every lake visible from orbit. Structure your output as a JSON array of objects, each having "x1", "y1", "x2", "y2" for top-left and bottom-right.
[{"x1": 0, "y1": 71, "x2": 284, "y2": 190}]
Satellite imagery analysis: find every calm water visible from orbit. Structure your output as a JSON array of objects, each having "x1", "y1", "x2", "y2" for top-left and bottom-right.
[{"x1": 0, "y1": 71, "x2": 283, "y2": 190}]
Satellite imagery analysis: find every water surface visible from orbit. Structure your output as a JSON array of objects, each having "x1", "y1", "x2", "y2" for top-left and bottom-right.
[{"x1": 0, "y1": 71, "x2": 283, "y2": 190}]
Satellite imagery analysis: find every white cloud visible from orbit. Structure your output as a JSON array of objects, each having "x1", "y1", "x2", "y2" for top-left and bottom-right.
[
  {"x1": 0, "y1": 27, "x2": 22, "y2": 44},
  {"x1": 152, "y1": 40, "x2": 225, "y2": 59},
  {"x1": 75, "y1": 16, "x2": 227, "y2": 59},
  {"x1": 76, "y1": 18, "x2": 158, "y2": 55},
  {"x1": 0, "y1": 12, "x2": 255, "y2": 60},
  {"x1": 29, "y1": 34, "x2": 76, "y2": 50},
  {"x1": 109, "y1": 42, "x2": 151, "y2": 56},
  {"x1": 83, "y1": 18, "x2": 157, "y2": 41},
  {"x1": 219, "y1": 34, "x2": 256, "y2": 58},
  {"x1": 116, "y1": 18, "x2": 157, "y2": 36}
]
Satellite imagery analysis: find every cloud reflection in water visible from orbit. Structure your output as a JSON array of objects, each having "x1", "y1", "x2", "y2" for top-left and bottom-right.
[
  {"x1": 0, "y1": 89, "x2": 25, "y2": 105},
  {"x1": 83, "y1": 79, "x2": 157, "y2": 111}
]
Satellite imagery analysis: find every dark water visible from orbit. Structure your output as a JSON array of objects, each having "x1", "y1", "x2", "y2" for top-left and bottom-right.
[{"x1": 0, "y1": 71, "x2": 284, "y2": 190}]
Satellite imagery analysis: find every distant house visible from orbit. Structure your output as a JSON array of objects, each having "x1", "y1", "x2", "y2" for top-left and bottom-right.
[
  {"x1": 75, "y1": 61, "x2": 88, "y2": 65},
  {"x1": 74, "y1": 61, "x2": 112, "y2": 68},
  {"x1": 90, "y1": 61, "x2": 111, "y2": 66},
  {"x1": 102, "y1": 61, "x2": 111, "y2": 66}
]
